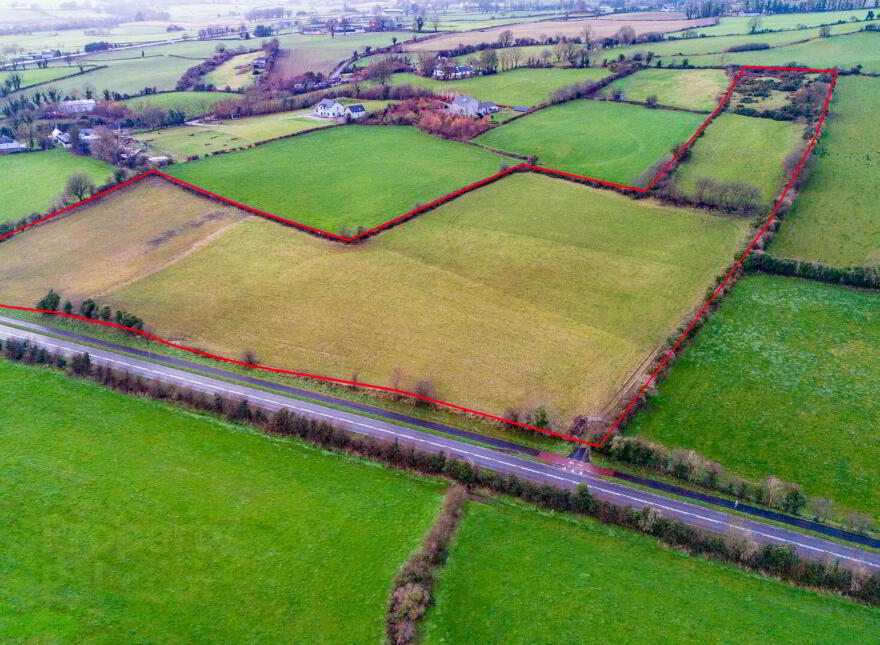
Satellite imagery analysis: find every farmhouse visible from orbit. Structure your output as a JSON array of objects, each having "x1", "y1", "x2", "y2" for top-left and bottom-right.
[
  {"x1": 434, "y1": 64, "x2": 475, "y2": 80},
  {"x1": 0, "y1": 135, "x2": 26, "y2": 153},
  {"x1": 51, "y1": 127, "x2": 71, "y2": 147},
  {"x1": 314, "y1": 98, "x2": 347, "y2": 118},
  {"x1": 58, "y1": 99, "x2": 96, "y2": 114},
  {"x1": 345, "y1": 104, "x2": 367, "y2": 120},
  {"x1": 449, "y1": 95, "x2": 481, "y2": 117}
]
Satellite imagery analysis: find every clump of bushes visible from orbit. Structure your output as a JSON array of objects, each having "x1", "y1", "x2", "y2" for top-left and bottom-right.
[
  {"x1": 726, "y1": 42, "x2": 770, "y2": 52},
  {"x1": 34, "y1": 289, "x2": 145, "y2": 331}
]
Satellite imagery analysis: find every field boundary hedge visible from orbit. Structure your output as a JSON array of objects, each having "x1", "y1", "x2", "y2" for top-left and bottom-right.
[{"x1": 0, "y1": 64, "x2": 839, "y2": 450}]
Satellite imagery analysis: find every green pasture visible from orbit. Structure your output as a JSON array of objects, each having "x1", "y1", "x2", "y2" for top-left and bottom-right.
[
  {"x1": 422, "y1": 500, "x2": 880, "y2": 643},
  {"x1": 0, "y1": 359, "x2": 444, "y2": 643},
  {"x1": 673, "y1": 112, "x2": 804, "y2": 202},
  {"x1": 0, "y1": 148, "x2": 113, "y2": 225},
  {"x1": 770, "y1": 76, "x2": 880, "y2": 267},
  {"x1": 475, "y1": 99, "x2": 705, "y2": 185},
  {"x1": 606, "y1": 67, "x2": 730, "y2": 110},
  {"x1": 374, "y1": 67, "x2": 611, "y2": 106},
  {"x1": 629, "y1": 274, "x2": 880, "y2": 518},
  {"x1": 164, "y1": 125, "x2": 504, "y2": 232}
]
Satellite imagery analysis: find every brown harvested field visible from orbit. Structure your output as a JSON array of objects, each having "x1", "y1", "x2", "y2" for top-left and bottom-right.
[
  {"x1": 595, "y1": 11, "x2": 691, "y2": 20},
  {"x1": 271, "y1": 31, "x2": 413, "y2": 78},
  {"x1": 405, "y1": 17, "x2": 714, "y2": 51},
  {"x1": 0, "y1": 177, "x2": 245, "y2": 305}
]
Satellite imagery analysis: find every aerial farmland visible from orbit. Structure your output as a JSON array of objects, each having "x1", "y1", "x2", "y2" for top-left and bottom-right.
[{"x1": 1, "y1": 1, "x2": 879, "y2": 641}]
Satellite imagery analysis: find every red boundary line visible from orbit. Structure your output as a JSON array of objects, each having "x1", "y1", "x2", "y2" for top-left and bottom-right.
[{"x1": 0, "y1": 65, "x2": 838, "y2": 447}]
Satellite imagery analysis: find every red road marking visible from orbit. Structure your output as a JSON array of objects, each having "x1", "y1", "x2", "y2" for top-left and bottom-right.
[{"x1": 0, "y1": 65, "x2": 838, "y2": 446}]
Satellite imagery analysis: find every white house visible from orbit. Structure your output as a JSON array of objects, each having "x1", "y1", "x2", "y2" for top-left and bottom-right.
[
  {"x1": 449, "y1": 95, "x2": 480, "y2": 117},
  {"x1": 0, "y1": 135, "x2": 26, "y2": 153},
  {"x1": 478, "y1": 101, "x2": 500, "y2": 115},
  {"x1": 51, "y1": 127, "x2": 71, "y2": 147},
  {"x1": 314, "y1": 98, "x2": 347, "y2": 118},
  {"x1": 79, "y1": 128, "x2": 100, "y2": 142},
  {"x1": 58, "y1": 99, "x2": 96, "y2": 114},
  {"x1": 435, "y1": 64, "x2": 474, "y2": 80},
  {"x1": 345, "y1": 104, "x2": 367, "y2": 120}
]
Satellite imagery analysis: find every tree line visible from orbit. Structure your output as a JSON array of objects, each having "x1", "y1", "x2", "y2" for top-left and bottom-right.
[{"x1": 35, "y1": 288, "x2": 144, "y2": 331}]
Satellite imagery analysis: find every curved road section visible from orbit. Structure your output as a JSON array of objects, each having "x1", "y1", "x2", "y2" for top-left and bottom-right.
[{"x1": 0, "y1": 318, "x2": 877, "y2": 570}]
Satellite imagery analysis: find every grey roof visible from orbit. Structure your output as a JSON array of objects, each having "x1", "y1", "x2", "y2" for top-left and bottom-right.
[
  {"x1": 0, "y1": 135, "x2": 14, "y2": 144},
  {"x1": 346, "y1": 104, "x2": 366, "y2": 112},
  {"x1": 478, "y1": 101, "x2": 496, "y2": 108},
  {"x1": 55, "y1": 133, "x2": 71, "y2": 143},
  {"x1": 455, "y1": 65, "x2": 473, "y2": 72},
  {"x1": 317, "y1": 98, "x2": 336, "y2": 108},
  {"x1": 512, "y1": 106, "x2": 529, "y2": 112},
  {"x1": 452, "y1": 95, "x2": 478, "y2": 105}
]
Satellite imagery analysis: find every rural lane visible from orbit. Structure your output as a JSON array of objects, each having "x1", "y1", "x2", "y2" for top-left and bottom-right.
[{"x1": 1, "y1": 319, "x2": 878, "y2": 571}]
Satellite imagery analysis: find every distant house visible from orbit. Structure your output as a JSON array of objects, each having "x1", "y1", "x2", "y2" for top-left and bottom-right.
[
  {"x1": 434, "y1": 64, "x2": 475, "y2": 80},
  {"x1": 147, "y1": 155, "x2": 171, "y2": 166},
  {"x1": 345, "y1": 104, "x2": 368, "y2": 120},
  {"x1": 78, "y1": 128, "x2": 100, "y2": 143},
  {"x1": 51, "y1": 127, "x2": 71, "y2": 148},
  {"x1": 58, "y1": 99, "x2": 96, "y2": 114},
  {"x1": 0, "y1": 135, "x2": 26, "y2": 153},
  {"x1": 252, "y1": 57, "x2": 267, "y2": 69},
  {"x1": 478, "y1": 101, "x2": 499, "y2": 115},
  {"x1": 449, "y1": 95, "x2": 480, "y2": 117},
  {"x1": 314, "y1": 98, "x2": 346, "y2": 118}
]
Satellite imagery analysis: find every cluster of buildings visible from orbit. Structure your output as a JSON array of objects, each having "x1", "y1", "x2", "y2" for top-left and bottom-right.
[
  {"x1": 313, "y1": 98, "x2": 368, "y2": 120},
  {"x1": 433, "y1": 64, "x2": 475, "y2": 80},
  {"x1": 5, "y1": 49, "x2": 61, "y2": 67}
]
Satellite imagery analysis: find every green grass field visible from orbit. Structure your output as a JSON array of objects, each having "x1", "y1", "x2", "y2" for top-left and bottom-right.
[
  {"x1": 124, "y1": 91, "x2": 230, "y2": 118},
  {"x1": 3, "y1": 64, "x2": 97, "y2": 91},
  {"x1": 375, "y1": 67, "x2": 611, "y2": 106},
  {"x1": 691, "y1": 9, "x2": 877, "y2": 35},
  {"x1": 662, "y1": 31, "x2": 880, "y2": 74},
  {"x1": 202, "y1": 50, "x2": 262, "y2": 90},
  {"x1": 164, "y1": 125, "x2": 504, "y2": 232},
  {"x1": 606, "y1": 68, "x2": 729, "y2": 111},
  {"x1": 673, "y1": 113, "x2": 804, "y2": 201},
  {"x1": 135, "y1": 110, "x2": 328, "y2": 160},
  {"x1": 70, "y1": 174, "x2": 749, "y2": 427},
  {"x1": 422, "y1": 500, "x2": 880, "y2": 644},
  {"x1": 0, "y1": 359, "x2": 445, "y2": 643},
  {"x1": 0, "y1": 148, "x2": 113, "y2": 225},
  {"x1": 769, "y1": 76, "x2": 880, "y2": 267},
  {"x1": 628, "y1": 274, "x2": 880, "y2": 517},
  {"x1": 134, "y1": 101, "x2": 391, "y2": 160},
  {"x1": 459, "y1": 22, "x2": 863, "y2": 69},
  {"x1": 42, "y1": 55, "x2": 200, "y2": 96},
  {"x1": 475, "y1": 100, "x2": 705, "y2": 184},
  {"x1": 607, "y1": 22, "x2": 864, "y2": 61}
]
